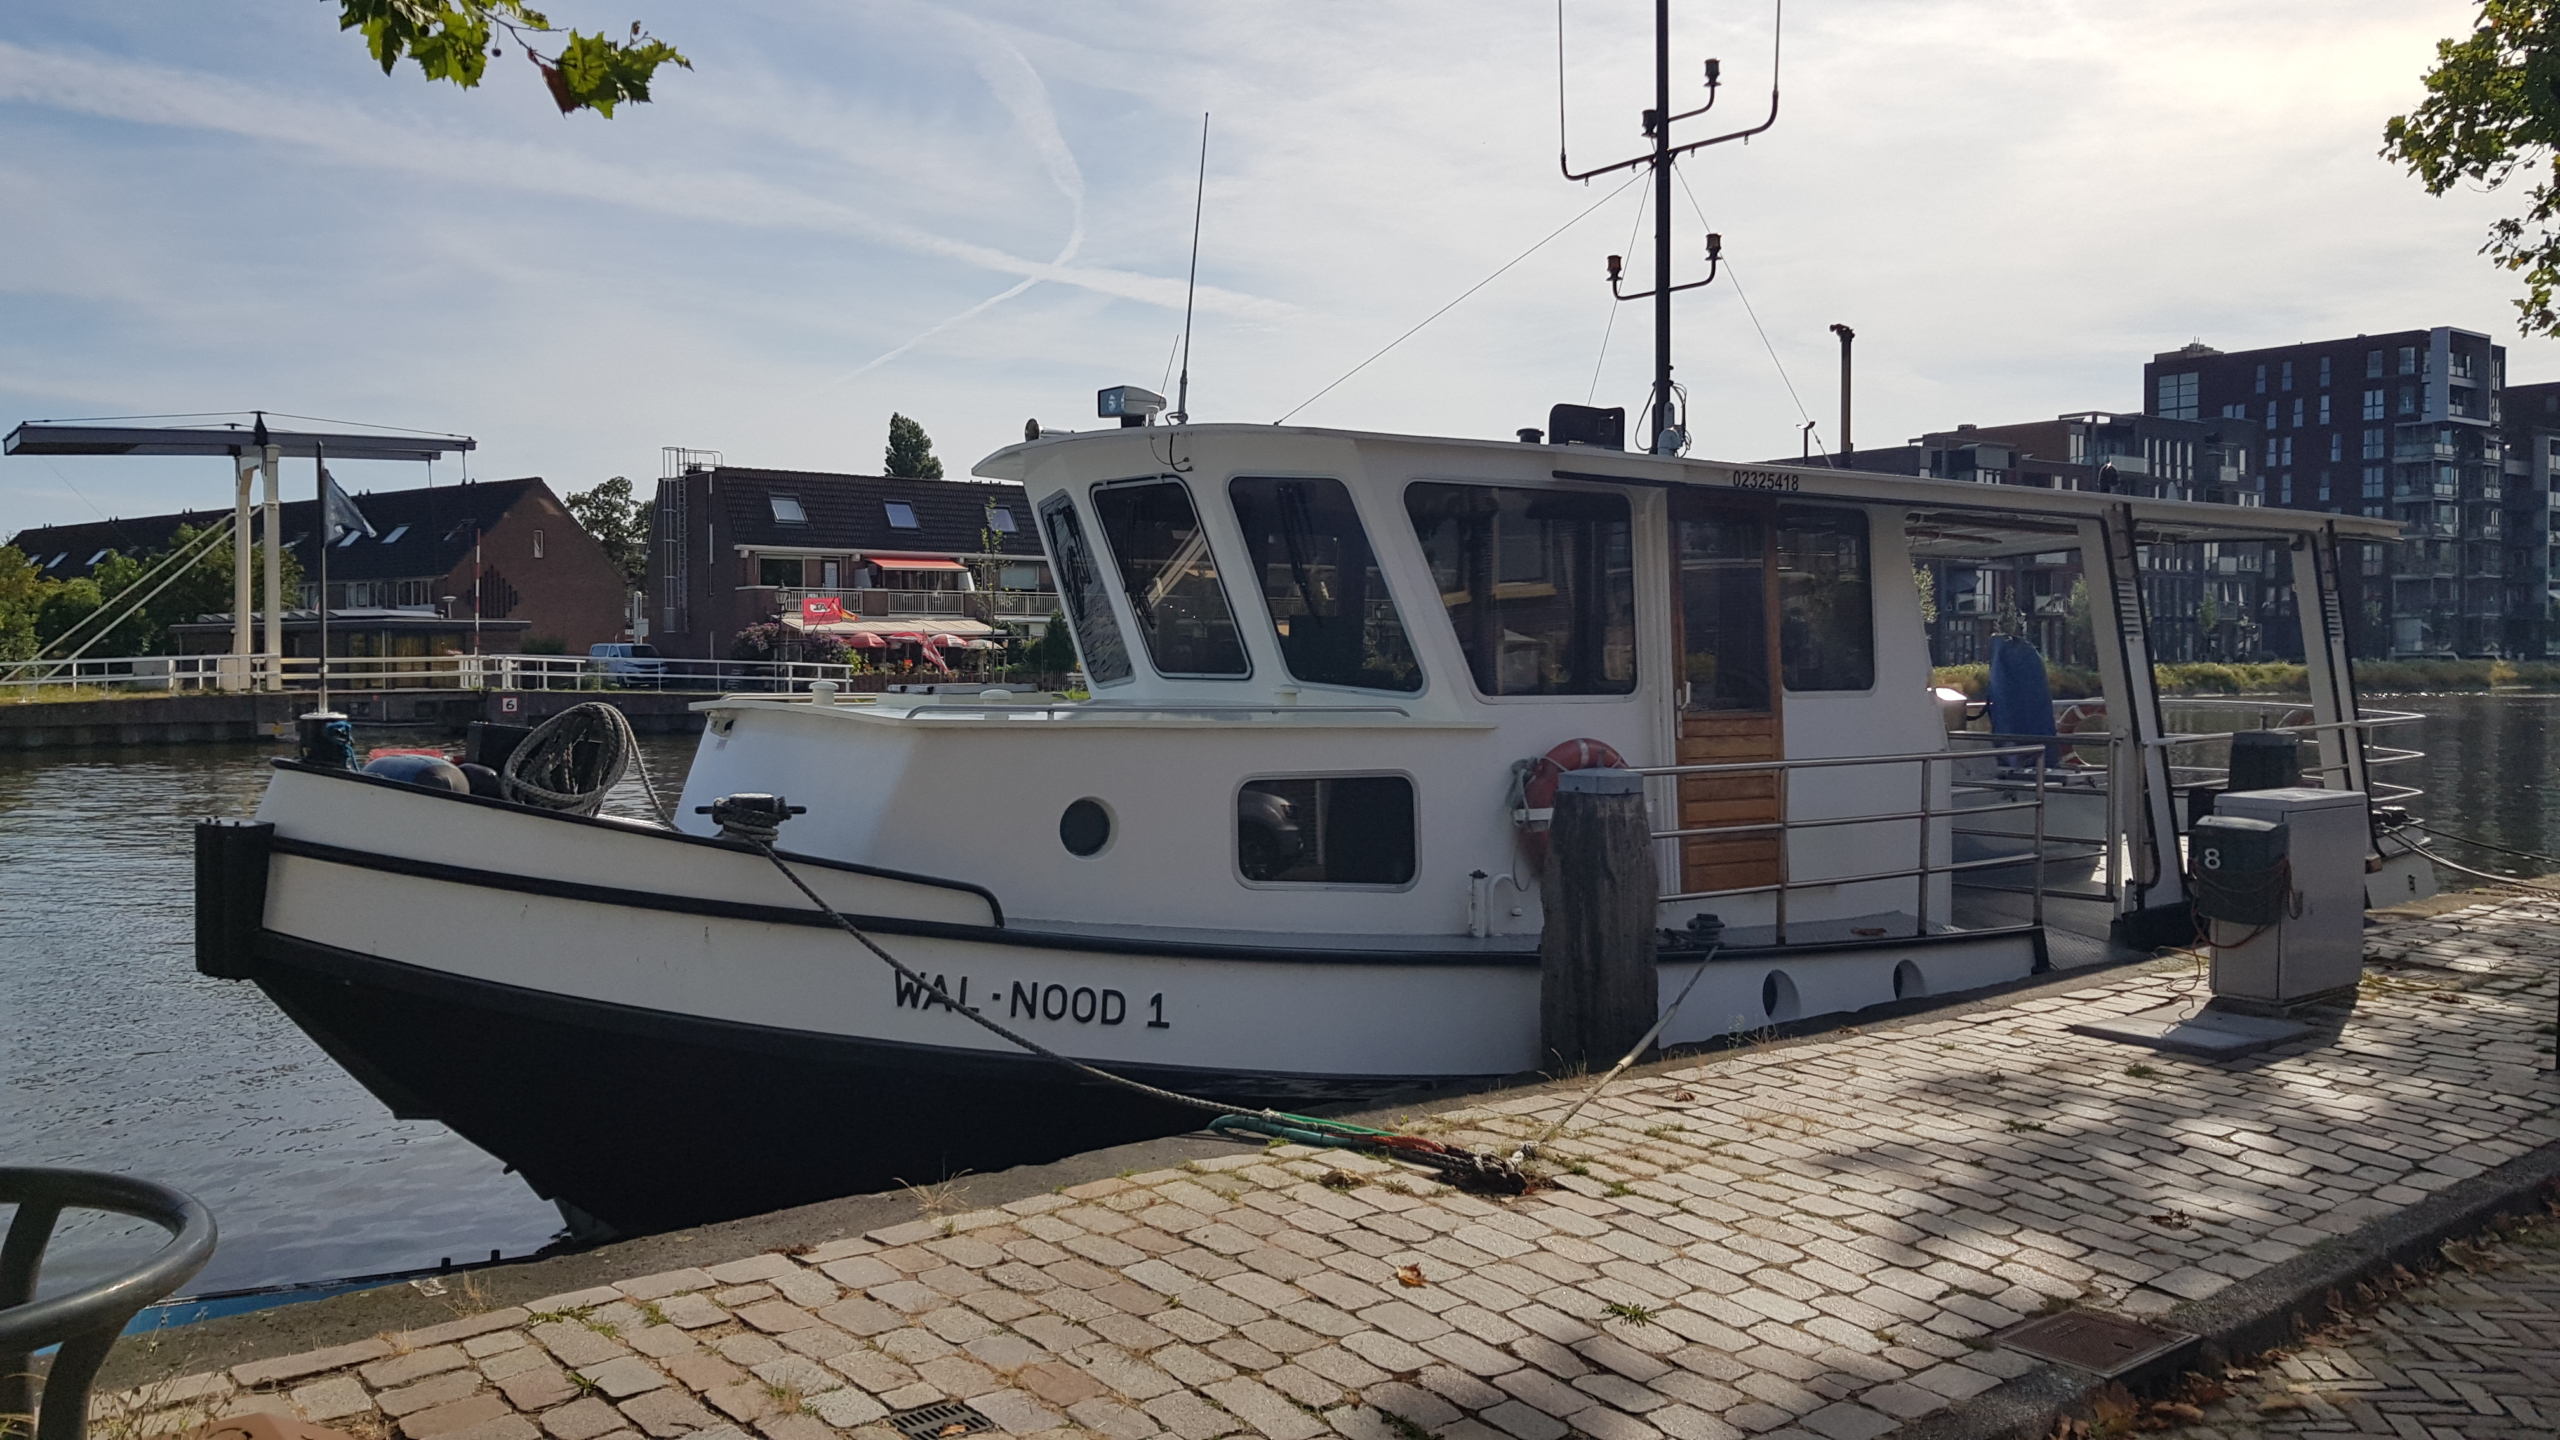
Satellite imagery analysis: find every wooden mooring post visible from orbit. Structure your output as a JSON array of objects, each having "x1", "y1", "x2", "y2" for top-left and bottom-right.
[{"x1": 1540, "y1": 768, "x2": 1658, "y2": 1071}]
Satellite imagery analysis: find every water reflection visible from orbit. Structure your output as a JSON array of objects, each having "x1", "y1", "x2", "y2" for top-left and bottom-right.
[
  {"x1": 2384, "y1": 692, "x2": 2560, "y2": 876},
  {"x1": 0, "y1": 736, "x2": 693, "y2": 1298}
]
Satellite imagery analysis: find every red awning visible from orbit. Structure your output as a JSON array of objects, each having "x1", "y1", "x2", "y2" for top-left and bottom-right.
[{"x1": 871, "y1": 557, "x2": 966, "y2": 572}]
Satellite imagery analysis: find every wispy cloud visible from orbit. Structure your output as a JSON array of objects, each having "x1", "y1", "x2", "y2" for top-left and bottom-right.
[{"x1": 0, "y1": 38, "x2": 1283, "y2": 321}]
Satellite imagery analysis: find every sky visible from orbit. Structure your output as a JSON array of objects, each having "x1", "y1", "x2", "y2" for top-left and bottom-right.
[{"x1": 0, "y1": 0, "x2": 2547, "y2": 533}]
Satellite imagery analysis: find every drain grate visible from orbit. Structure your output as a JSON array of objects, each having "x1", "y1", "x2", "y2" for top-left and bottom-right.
[
  {"x1": 887, "y1": 1401, "x2": 998, "y2": 1440},
  {"x1": 1997, "y1": 1311, "x2": 2193, "y2": 1378}
]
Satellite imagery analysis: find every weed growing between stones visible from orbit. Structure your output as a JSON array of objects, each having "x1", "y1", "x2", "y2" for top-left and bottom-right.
[{"x1": 1602, "y1": 1302, "x2": 1656, "y2": 1326}]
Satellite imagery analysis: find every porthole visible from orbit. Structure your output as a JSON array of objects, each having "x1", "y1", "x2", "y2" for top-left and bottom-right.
[
  {"x1": 1761, "y1": 970, "x2": 1801, "y2": 1022},
  {"x1": 1060, "y1": 798, "x2": 1113, "y2": 857}
]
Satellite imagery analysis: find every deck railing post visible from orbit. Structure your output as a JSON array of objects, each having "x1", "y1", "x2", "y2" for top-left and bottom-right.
[
  {"x1": 2032, "y1": 749, "x2": 2048, "y2": 930},
  {"x1": 1775, "y1": 766, "x2": 1791, "y2": 946},
  {"x1": 1915, "y1": 756, "x2": 1933, "y2": 938},
  {"x1": 1540, "y1": 768, "x2": 1659, "y2": 1072}
]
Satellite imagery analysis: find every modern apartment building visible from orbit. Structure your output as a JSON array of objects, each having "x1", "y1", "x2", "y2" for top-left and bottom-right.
[
  {"x1": 1813, "y1": 409, "x2": 2267, "y2": 666},
  {"x1": 2143, "y1": 328, "x2": 2539, "y2": 656}
]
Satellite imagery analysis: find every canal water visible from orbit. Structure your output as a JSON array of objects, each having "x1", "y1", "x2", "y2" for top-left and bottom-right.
[
  {"x1": 3, "y1": 698, "x2": 2556, "y2": 1300},
  {"x1": 0, "y1": 734, "x2": 694, "y2": 1300}
]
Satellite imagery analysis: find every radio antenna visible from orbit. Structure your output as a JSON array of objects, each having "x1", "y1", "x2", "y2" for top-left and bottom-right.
[{"x1": 1173, "y1": 112, "x2": 1208, "y2": 425}]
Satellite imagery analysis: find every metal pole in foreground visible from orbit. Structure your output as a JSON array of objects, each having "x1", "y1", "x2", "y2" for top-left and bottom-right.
[
  {"x1": 1830, "y1": 323, "x2": 1855, "y2": 460},
  {"x1": 1649, "y1": 0, "x2": 1674, "y2": 455},
  {"x1": 316, "y1": 442, "x2": 328, "y2": 715}
]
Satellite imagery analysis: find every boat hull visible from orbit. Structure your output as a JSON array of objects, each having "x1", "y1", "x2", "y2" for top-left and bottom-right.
[
  {"x1": 248, "y1": 930, "x2": 1409, "y2": 1234},
  {"x1": 223, "y1": 763, "x2": 2041, "y2": 1232}
]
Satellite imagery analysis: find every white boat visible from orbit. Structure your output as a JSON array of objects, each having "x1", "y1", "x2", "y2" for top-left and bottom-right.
[
  {"x1": 200, "y1": 415, "x2": 2409, "y2": 1233},
  {"x1": 190, "y1": 4, "x2": 2419, "y2": 1231}
]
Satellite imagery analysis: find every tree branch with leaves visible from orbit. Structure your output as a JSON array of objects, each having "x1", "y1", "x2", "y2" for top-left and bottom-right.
[
  {"x1": 2385, "y1": 1, "x2": 2560, "y2": 334},
  {"x1": 336, "y1": 1, "x2": 687, "y2": 117}
]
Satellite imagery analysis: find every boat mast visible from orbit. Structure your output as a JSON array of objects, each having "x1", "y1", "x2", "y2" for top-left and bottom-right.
[
  {"x1": 1562, "y1": 0, "x2": 1782, "y2": 455},
  {"x1": 1649, "y1": 0, "x2": 1674, "y2": 457}
]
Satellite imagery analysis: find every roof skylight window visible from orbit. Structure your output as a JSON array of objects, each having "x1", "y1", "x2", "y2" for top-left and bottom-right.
[
  {"x1": 380, "y1": 524, "x2": 410, "y2": 544},
  {"x1": 85, "y1": 550, "x2": 107, "y2": 566},
  {"x1": 987, "y1": 507, "x2": 1018, "y2": 533},
  {"x1": 885, "y1": 501, "x2": 919, "y2": 529},
  {"x1": 770, "y1": 495, "x2": 808, "y2": 525}
]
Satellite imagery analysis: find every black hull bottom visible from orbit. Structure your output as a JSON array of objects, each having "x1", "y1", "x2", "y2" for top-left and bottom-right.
[{"x1": 251, "y1": 933, "x2": 1464, "y2": 1235}]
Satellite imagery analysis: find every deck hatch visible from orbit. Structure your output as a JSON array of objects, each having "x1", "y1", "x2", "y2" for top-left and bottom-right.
[{"x1": 888, "y1": 1402, "x2": 998, "y2": 1440}]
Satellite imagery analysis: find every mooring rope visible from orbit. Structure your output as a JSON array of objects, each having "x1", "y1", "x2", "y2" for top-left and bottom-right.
[
  {"x1": 1512, "y1": 942, "x2": 1720, "y2": 1164},
  {"x1": 743, "y1": 835, "x2": 1533, "y2": 1194},
  {"x1": 500, "y1": 701, "x2": 670, "y2": 823}
]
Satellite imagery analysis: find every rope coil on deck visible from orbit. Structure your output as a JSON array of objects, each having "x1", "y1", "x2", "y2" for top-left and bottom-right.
[{"x1": 501, "y1": 702, "x2": 670, "y2": 822}]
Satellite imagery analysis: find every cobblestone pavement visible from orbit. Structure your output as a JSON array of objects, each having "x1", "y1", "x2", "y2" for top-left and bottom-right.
[
  {"x1": 95, "y1": 899, "x2": 2560, "y2": 1440},
  {"x1": 2152, "y1": 1209, "x2": 2560, "y2": 1440}
]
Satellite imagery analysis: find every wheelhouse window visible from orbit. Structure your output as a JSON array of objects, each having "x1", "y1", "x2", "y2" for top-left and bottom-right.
[
  {"x1": 1237, "y1": 775, "x2": 1416, "y2": 886},
  {"x1": 1038, "y1": 494, "x2": 1133, "y2": 685},
  {"x1": 1229, "y1": 476, "x2": 1421, "y2": 693},
  {"x1": 1405, "y1": 483, "x2": 1635, "y2": 696},
  {"x1": 1775, "y1": 506, "x2": 1874, "y2": 692},
  {"x1": 1090, "y1": 478, "x2": 1249, "y2": 678},
  {"x1": 1677, "y1": 511, "x2": 1769, "y2": 712}
]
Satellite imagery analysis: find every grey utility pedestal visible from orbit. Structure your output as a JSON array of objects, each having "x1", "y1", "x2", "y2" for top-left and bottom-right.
[{"x1": 2210, "y1": 787, "x2": 2368, "y2": 1010}]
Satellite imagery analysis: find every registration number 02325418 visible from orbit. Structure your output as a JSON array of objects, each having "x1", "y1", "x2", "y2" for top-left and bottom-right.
[
  {"x1": 1727, "y1": 469, "x2": 1800, "y2": 492},
  {"x1": 893, "y1": 972, "x2": 1170, "y2": 1029}
]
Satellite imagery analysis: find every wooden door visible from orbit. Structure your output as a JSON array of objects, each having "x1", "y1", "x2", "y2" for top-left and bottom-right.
[{"x1": 1669, "y1": 497, "x2": 1782, "y2": 898}]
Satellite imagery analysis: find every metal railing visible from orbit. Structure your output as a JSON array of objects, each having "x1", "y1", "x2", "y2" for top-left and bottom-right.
[
  {"x1": 0, "y1": 652, "x2": 976, "y2": 700},
  {"x1": 1934, "y1": 700, "x2": 2430, "y2": 906},
  {"x1": 1, "y1": 1168, "x2": 216, "y2": 1440},
  {"x1": 1631, "y1": 741, "x2": 2054, "y2": 947}
]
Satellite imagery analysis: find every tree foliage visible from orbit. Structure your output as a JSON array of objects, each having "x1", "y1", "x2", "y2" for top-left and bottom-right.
[
  {"x1": 565, "y1": 475, "x2": 654, "y2": 587},
  {"x1": 2384, "y1": 1, "x2": 2560, "y2": 333},
  {"x1": 884, "y1": 413, "x2": 945, "y2": 480},
  {"x1": 336, "y1": 1, "x2": 688, "y2": 118},
  {"x1": 1, "y1": 527, "x2": 305, "y2": 662},
  {"x1": 0, "y1": 546, "x2": 44, "y2": 662}
]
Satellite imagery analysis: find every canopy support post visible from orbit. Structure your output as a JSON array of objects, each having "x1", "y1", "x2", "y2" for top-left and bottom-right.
[
  {"x1": 2291, "y1": 527, "x2": 2368, "y2": 797},
  {"x1": 2078, "y1": 508, "x2": 2187, "y2": 940}
]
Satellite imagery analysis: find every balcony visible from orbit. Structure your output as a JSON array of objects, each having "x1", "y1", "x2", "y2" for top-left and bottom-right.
[
  {"x1": 767, "y1": 587, "x2": 1063, "y2": 621},
  {"x1": 2395, "y1": 441, "x2": 2459, "y2": 462}
]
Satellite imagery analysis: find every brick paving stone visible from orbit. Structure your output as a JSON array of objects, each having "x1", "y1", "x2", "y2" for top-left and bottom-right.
[
  {"x1": 533, "y1": 1324, "x2": 629, "y2": 1369},
  {"x1": 580, "y1": 1358, "x2": 670, "y2": 1401},
  {"x1": 497, "y1": 1364, "x2": 582, "y2": 1411},
  {"x1": 1142, "y1": 1390, "x2": 1244, "y2": 1439},
  {"x1": 235, "y1": 1339, "x2": 396, "y2": 1388},
  {"x1": 806, "y1": 1388, "x2": 890, "y2": 1428},
  {"x1": 442, "y1": 1415, "x2": 542, "y2": 1440},
  {"x1": 377, "y1": 1371, "x2": 486, "y2": 1417},
  {"x1": 1203, "y1": 1377, "x2": 1326, "y2": 1440},
  {"x1": 655, "y1": 1293, "x2": 729, "y2": 1329},
  {"x1": 540, "y1": 1398, "x2": 628, "y2": 1440},
  {"x1": 405, "y1": 1394, "x2": 519, "y2": 1439},
  {"x1": 616, "y1": 1389, "x2": 719, "y2": 1439},
  {"x1": 291, "y1": 1378, "x2": 373, "y2": 1422}
]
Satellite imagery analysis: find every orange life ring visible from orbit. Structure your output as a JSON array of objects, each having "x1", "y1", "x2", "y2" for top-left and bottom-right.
[
  {"x1": 1512, "y1": 738, "x2": 1629, "y2": 872},
  {"x1": 2052, "y1": 700, "x2": 2106, "y2": 768}
]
